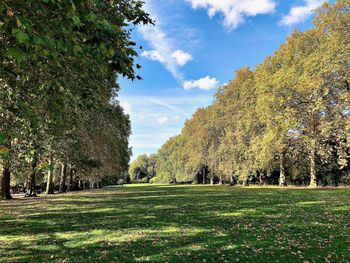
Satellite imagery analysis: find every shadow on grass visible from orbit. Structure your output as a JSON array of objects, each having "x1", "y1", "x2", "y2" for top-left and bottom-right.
[{"x1": 0, "y1": 185, "x2": 349, "y2": 262}]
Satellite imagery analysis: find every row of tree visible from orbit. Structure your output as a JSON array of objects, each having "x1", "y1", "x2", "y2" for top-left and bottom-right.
[
  {"x1": 0, "y1": 0, "x2": 152, "y2": 199},
  {"x1": 145, "y1": 0, "x2": 350, "y2": 187}
]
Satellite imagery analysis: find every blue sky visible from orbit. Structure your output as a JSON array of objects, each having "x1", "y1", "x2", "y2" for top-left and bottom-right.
[{"x1": 118, "y1": 0, "x2": 330, "y2": 160}]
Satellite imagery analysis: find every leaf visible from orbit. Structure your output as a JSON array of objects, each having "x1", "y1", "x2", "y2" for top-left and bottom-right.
[
  {"x1": 0, "y1": 146, "x2": 9, "y2": 156},
  {"x1": 73, "y1": 45, "x2": 83, "y2": 54},
  {"x1": 7, "y1": 48, "x2": 26, "y2": 63},
  {"x1": 109, "y1": 48, "x2": 115, "y2": 57},
  {"x1": 72, "y1": 15, "x2": 81, "y2": 27},
  {"x1": 0, "y1": 133, "x2": 4, "y2": 144},
  {"x1": 16, "y1": 17, "x2": 22, "y2": 28},
  {"x1": 70, "y1": 0, "x2": 77, "y2": 12},
  {"x1": 12, "y1": 29, "x2": 30, "y2": 45},
  {"x1": 6, "y1": 9, "x2": 14, "y2": 17}
]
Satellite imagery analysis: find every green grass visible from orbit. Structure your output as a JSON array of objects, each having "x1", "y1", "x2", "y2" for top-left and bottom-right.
[{"x1": 0, "y1": 185, "x2": 349, "y2": 262}]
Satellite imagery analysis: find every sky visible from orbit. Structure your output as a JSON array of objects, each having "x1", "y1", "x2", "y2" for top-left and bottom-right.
[{"x1": 118, "y1": 0, "x2": 330, "y2": 160}]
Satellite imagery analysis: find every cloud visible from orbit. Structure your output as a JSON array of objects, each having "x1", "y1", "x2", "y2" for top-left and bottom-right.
[
  {"x1": 183, "y1": 76, "x2": 219, "y2": 90},
  {"x1": 141, "y1": 50, "x2": 166, "y2": 63},
  {"x1": 147, "y1": 98, "x2": 182, "y2": 113},
  {"x1": 280, "y1": 0, "x2": 325, "y2": 26},
  {"x1": 138, "y1": 1, "x2": 221, "y2": 90},
  {"x1": 186, "y1": 0, "x2": 276, "y2": 29},
  {"x1": 142, "y1": 49, "x2": 192, "y2": 67},
  {"x1": 120, "y1": 102, "x2": 132, "y2": 116},
  {"x1": 138, "y1": 2, "x2": 194, "y2": 83},
  {"x1": 157, "y1": 116, "x2": 169, "y2": 124},
  {"x1": 171, "y1": 50, "x2": 193, "y2": 66},
  {"x1": 139, "y1": 25, "x2": 184, "y2": 81},
  {"x1": 120, "y1": 93, "x2": 214, "y2": 160}
]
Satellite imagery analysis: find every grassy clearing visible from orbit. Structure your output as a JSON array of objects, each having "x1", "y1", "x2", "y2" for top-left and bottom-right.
[{"x1": 0, "y1": 185, "x2": 349, "y2": 262}]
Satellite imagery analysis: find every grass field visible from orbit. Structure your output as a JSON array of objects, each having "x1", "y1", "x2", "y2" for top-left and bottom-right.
[{"x1": 0, "y1": 185, "x2": 349, "y2": 262}]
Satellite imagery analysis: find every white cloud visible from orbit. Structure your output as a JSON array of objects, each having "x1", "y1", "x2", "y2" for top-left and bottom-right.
[
  {"x1": 120, "y1": 102, "x2": 132, "y2": 116},
  {"x1": 280, "y1": 0, "x2": 325, "y2": 26},
  {"x1": 147, "y1": 98, "x2": 182, "y2": 113},
  {"x1": 183, "y1": 76, "x2": 219, "y2": 90},
  {"x1": 141, "y1": 50, "x2": 166, "y2": 63},
  {"x1": 139, "y1": 26, "x2": 183, "y2": 82},
  {"x1": 171, "y1": 50, "x2": 193, "y2": 66},
  {"x1": 186, "y1": 0, "x2": 276, "y2": 29},
  {"x1": 142, "y1": 49, "x2": 192, "y2": 67},
  {"x1": 157, "y1": 116, "x2": 169, "y2": 124},
  {"x1": 120, "y1": 94, "x2": 214, "y2": 160},
  {"x1": 138, "y1": 2, "x2": 194, "y2": 83},
  {"x1": 138, "y1": 1, "x2": 220, "y2": 90}
]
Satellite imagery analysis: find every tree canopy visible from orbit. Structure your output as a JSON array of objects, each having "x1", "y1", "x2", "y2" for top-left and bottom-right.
[
  {"x1": 0, "y1": 0, "x2": 152, "y2": 199},
  {"x1": 150, "y1": 0, "x2": 350, "y2": 187}
]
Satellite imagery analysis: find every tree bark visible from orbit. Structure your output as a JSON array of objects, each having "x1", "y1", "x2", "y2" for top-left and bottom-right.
[
  {"x1": 59, "y1": 161, "x2": 67, "y2": 193},
  {"x1": 259, "y1": 171, "x2": 267, "y2": 186},
  {"x1": 210, "y1": 177, "x2": 214, "y2": 185},
  {"x1": 279, "y1": 152, "x2": 287, "y2": 187},
  {"x1": 26, "y1": 157, "x2": 38, "y2": 197},
  {"x1": 219, "y1": 175, "x2": 223, "y2": 185},
  {"x1": 68, "y1": 167, "x2": 75, "y2": 191},
  {"x1": 202, "y1": 166, "x2": 206, "y2": 184},
  {"x1": 309, "y1": 140, "x2": 317, "y2": 187},
  {"x1": 46, "y1": 157, "x2": 54, "y2": 194},
  {"x1": 230, "y1": 175, "x2": 236, "y2": 185},
  {"x1": 0, "y1": 165, "x2": 12, "y2": 200}
]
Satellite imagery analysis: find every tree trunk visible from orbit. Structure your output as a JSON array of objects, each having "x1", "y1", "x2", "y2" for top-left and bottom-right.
[
  {"x1": 46, "y1": 157, "x2": 54, "y2": 194},
  {"x1": 210, "y1": 171, "x2": 214, "y2": 185},
  {"x1": 279, "y1": 152, "x2": 287, "y2": 187},
  {"x1": 219, "y1": 175, "x2": 223, "y2": 185},
  {"x1": 259, "y1": 171, "x2": 266, "y2": 186},
  {"x1": 59, "y1": 161, "x2": 67, "y2": 193},
  {"x1": 230, "y1": 175, "x2": 236, "y2": 185},
  {"x1": 68, "y1": 167, "x2": 75, "y2": 191},
  {"x1": 202, "y1": 167, "x2": 206, "y2": 184},
  {"x1": 210, "y1": 177, "x2": 214, "y2": 185},
  {"x1": 242, "y1": 170, "x2": 249, "y2": 186},
  {"x1": 26, "y1": 158, "x2": 38, "y2": 197},
  {"x1": 0, "y1": 166, "x2": 12, "y2": 200},
  {"x1": 309, "y1": 140, "x2": 317, "y2": 187}
]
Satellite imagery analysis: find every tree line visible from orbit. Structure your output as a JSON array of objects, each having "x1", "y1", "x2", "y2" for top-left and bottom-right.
[
  {"x1": 131, "y1": 1, "x2": 350, "y2": 187},
  {"x1": 0, "y1": 0, "x2": 152, "y2": 199}
]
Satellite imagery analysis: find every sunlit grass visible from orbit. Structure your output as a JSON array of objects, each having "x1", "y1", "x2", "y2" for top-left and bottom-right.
[{"x1": 0, "y1": 185, "x2": 349, "y2": 262}]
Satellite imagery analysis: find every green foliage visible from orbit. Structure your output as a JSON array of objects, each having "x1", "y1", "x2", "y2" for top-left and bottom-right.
[
  {"x1": 0, "y1": 0, "x2": 152, "y2": 197},
  {"x1": 150, "y1": 0, "x2": 350, "y2": 186},
  {"x1": 155, "y1": 135, "x2": 189, "y2": 183},
  {"x1": 129, "y1": 154, "x2": 158, "y2": 182}
]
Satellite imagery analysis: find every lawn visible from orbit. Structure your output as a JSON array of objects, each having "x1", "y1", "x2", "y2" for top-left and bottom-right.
[{"x1": 0, "y1": 185, "x2": 349, "y2": 262}]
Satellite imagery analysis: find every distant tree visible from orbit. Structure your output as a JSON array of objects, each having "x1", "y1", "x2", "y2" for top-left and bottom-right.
[
  {"x1": 129, "y1": 154, "x2": 150, "y2": 182},
  {"x1": 150, "y1": 0, "x2": 350, "y2": 187}
]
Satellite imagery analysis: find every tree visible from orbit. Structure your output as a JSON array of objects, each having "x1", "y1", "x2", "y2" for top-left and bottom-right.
[
  {"x1": 129, "y1": 154, "x2": 150, "y2": 182},
  {"x1": 149, "y1": 0, "x2": 350, "y2": 187},
  {"x1": 0, "y1": 0, "x2": 152, "y2": 198}
]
